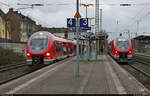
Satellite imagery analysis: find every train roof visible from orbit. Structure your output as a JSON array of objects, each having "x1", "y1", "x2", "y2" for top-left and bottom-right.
[
  {"x1": 109, "y1": 38, "x2": 130, "y2": 44},
  {"x1": 31, "y1": 31, "x2": 76, "y2": 44}
]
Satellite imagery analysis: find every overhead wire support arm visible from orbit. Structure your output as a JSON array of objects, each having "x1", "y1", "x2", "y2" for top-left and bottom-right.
[
  {"x1": 17, "y1": 3, "x2": 44, "y2": 6},
  {"x1": 16, "y1": 7, "x2": 33, "y2": 11},
  {"x1": 0, "y1": 1, "x2": 9, "y2": 7},
  {"x1": 16, "y1": 3, "x2": 44, "y2": 10}
]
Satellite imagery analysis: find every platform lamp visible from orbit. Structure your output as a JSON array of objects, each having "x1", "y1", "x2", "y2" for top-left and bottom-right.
[{"x1": 80, "y1": 4, "x2": 94, "y2": 18}]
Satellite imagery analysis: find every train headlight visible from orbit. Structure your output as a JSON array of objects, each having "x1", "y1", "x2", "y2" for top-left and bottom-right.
[
  {"x1": 46, "y1": 53, "x2": 50, "y2": 56},
  {"x1": 115, "y1": 51, "x2": 118, "y2": 54},
  {"x1": 129, "y1": 51, "x2": 132, "y2": 53},
  {"x1": 27, "y1": 53, "x2": 31, "y2": 56}
]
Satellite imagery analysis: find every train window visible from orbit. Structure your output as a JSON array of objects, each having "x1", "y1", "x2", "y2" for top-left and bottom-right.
[
  {"x1": 116, "y1": 40, "x2": 130, "y2": 51},
  {"x1": 74, "y1": 46, "x2": 76, "y2": 49},
  {"x1": 56, "y1": 43, "x2": 63, "y2": 52},
  {"x1": 29, "y1": 32, "x2": 50, "y2": 53},
  {"x1": 70, "y1": 48, "x2": 73, "y2": 54},
  {"x1": 63, "y1": 47, "x2": 67, "y2": 55},
  {"x1": 66, "y1": 46, "x2": 70, "y2": 52},
  {"x1": 30, "y1": 36, "x2": 48, "y2": 47},
  {"x1": 52, "y1": 42, "x2": 55, "y2": 49}
]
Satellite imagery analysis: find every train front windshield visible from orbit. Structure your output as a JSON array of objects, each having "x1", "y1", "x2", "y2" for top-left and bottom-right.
[
  {"x1": 116, "y1": 40, "x2": 130, "y2": 51},
  {"x1": 29, "y1": 32, "x2": 50, "y2": 53}
]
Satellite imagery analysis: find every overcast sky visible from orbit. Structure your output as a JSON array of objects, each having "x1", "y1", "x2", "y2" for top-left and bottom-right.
[{"x1": 0, "y1": 0, "x2": 150, "y2": 40}]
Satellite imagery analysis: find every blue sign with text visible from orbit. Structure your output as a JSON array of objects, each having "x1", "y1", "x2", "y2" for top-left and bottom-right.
[
  {"x1": 67, "y1": 18, "x2": 76, "y2": 27},
  {"x1": 80, "y1": 18, "x2": 88, "y2": 28},
  {"x1": 81, "y1": 27, "x2": 91, "y2": 30},
  {"x1": 67, "y1": 18, "x2": 90, "y2": 30}
]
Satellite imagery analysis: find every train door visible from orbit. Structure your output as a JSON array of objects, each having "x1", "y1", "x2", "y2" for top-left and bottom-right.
[
  {"x1": 63, "y1": 43, "x2": 67, "y2": 57},
  {"x1": 52, "y1": 41, "x2": 56, "y2": 59},
  {"x1": 56, "y1": 42, "x2": 63, "y2": 59}
]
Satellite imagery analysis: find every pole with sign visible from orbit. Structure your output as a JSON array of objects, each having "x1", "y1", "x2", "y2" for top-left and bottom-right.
[{"x1": 75, "y1": 0, "x2": 81, "y2": 77}]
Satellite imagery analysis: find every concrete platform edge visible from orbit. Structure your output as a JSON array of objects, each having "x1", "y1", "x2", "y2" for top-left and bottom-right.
[{"x1": 107, "y1": 55, "x2": 150, "y2": 94}]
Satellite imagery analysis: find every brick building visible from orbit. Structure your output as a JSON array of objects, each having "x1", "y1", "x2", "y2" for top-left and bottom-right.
[
  {"x1": 0, "y1": 9, "x2": 11, "y2": 41},
  {"x1": 7, "y1": 8, "x2": 39, "y2": 42},
  {"x1": 19, "y1": 15, "x2": 39, "y2": 42},
  {"x1": 7, "y1": 8, "x2": 20, "y2": 42}
]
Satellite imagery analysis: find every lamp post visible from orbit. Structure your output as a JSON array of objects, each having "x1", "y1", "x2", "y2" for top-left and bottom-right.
[
  {"x1": 80, "y1": 4, "x2": 94, "y2": 18},
  {"x1": 80, "y1": 4, "x2": 93, "y2": 60},
  {"x1": 87, "y1": 18, "x2": 95, "y2": 60}
]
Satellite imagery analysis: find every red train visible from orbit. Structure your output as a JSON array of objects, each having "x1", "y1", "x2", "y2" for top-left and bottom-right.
[
  {"x1": 26, "y1": 31, "x2": 76, "y2": 65},
  {"x1": 109, "y1": 38, "x2": 132, "y2": 63}
]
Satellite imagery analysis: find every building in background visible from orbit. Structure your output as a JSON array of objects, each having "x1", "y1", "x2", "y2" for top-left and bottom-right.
[
  {"x1": 0, "y1": 9, "x2": 11, "y2": 41},
  {"x1": 40, "y1": 27, "x2": 70, "y2": 38},
  {"x1": 131, "y1": 35, "x2": 150, "y2": 54},
  {"x1": 1, "y1": 8, "x2": 70, "y2": 42},
  {"x1": 19, "y1": 15, "x2": 39, "y2": 42},
  {"x1": 7, "y1": 8, "x2": 39, "y2": 42}
]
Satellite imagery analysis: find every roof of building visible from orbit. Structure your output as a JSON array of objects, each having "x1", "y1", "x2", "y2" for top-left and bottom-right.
[
  {"x1": 41, "y1": 27, "x2": 70, "y2": 33},
  {"x1": 132, "y1": 35, "x2": 150, "y2": 40},
  {"x1": 0, "y1": 9, "x2": 6, "y2": 19},
  {"x1": 8, "y1": 8, "x2": 36, "y2": 24}
]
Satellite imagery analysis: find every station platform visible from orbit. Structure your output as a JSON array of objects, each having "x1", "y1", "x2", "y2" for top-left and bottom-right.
[{"x1": 0, "y1": 55, "x2": 149, "y2": 94}]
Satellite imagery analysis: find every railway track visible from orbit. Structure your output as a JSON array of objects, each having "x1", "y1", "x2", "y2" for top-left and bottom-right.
[
  {"x1": 121, "y1": 55, "x2": 150, "y2": 90},
  {"x1": 135, "y1": 59, "x2": 150, "y2": 66},
  {"x1": 128, "y1": 64, "x2": 150, "y2": 79},
  {"x1": 0, "y1": 63, "x2": 27, "y2": 72},
  {"x1": 127, "y1": 55, "x2": 150, "y2": 79},
  {"x1": 0, "y1": 62, "x2": 47, "y2": 85},
  {"x1": 0, "y1": 63, "x2": 31, "y2": 85},
  {"x1": 0, "y1": 57, "x2": 71, "y2": 85},
  {"x1": 0, "y1": 62, "x2": 49, "y2": 85},
  {"x1": 0, "y1": 70, "x2": 34, "y2": 85}
]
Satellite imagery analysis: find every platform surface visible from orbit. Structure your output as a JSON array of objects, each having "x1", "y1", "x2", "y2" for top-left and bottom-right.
[{"x1": 0, "y1": 55, "x2": 149, "y2": 94}]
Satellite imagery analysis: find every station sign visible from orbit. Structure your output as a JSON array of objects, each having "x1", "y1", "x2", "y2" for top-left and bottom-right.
[
  {"x1": 80, "y1": 18, "x2": 88, "y2": 28},
  {"x1": 81, "y1": 27, "x2": 91, "y2": 30},
  {"x1": 67, "y1": 18, "x2": 90, "y2": 30},
  {"x1": 67, "y1": 18, "x2": 76, "y2": 28}
]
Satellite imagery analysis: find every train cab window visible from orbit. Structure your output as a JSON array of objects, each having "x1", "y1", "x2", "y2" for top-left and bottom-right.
[
  {"x1": 29, "y1": 32, "x2": 50, "y2": 53},
  {"x1": 116, "y1": 40, "x2": 130, "y2": 51}
]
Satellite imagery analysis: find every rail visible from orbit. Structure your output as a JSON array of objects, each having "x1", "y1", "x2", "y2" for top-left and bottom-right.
[
  {"x1": 129, "y1": 64, "x2": 150, "y2": 79},
  {"x1": 0, "y1": 64, "x2": 27, "y2": 72}
]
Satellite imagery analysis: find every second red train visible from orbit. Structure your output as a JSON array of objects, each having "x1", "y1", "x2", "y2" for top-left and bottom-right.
[{"x1": 109, "y1": 38, "x2": 133, "y2": 63}]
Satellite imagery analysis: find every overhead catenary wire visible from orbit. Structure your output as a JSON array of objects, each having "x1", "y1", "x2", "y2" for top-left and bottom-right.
[
  {"x1": 121, "y1": 6, "x2": 147, "y2": 30},
  {"x1": 118, "y1": 2, "x2": 150, "y2": 37}
]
